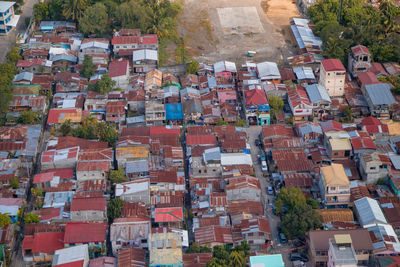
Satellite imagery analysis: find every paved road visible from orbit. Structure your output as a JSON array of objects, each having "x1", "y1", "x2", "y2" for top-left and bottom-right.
[
  {"x1": 0, "y1": 0, "x2": 37, "y2": 62},
  {"x1": 246, "y1": 126, "x2": 294, "y2": 265}
]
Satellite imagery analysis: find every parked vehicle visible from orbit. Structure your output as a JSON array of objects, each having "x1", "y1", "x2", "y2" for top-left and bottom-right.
[
  {"x1": 267, "y1": 186, "x2": 274, "y2": 195},
  {"x1": 255, "y1": 138, "x2": 261, "y2": 147},
  {"x1": 279, "y1": 232, "x2": 288, "y2": 243},
  {"x1": 290, "y1": 253, "x2": 308, "y2": 262}
]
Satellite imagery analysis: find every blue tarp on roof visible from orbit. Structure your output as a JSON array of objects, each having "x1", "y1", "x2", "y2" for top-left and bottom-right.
[{"x1": 165, "y1": 103, "x2": 183, "y2": 120}]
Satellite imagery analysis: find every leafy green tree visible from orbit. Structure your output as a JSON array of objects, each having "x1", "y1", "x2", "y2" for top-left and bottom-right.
[
  {"x1": 17, "y1": 110, "x2": 40, "y2": 124},
  {"x1": 107, "y1": 198, "x2": 124, "y2": 221},
  {"x1": 33, "y1": 2, "x2": 49, "y2": 22},
  {"x1": 109, "y1": 169, "x2": 128, "y2": 184},
  {"x1": 379, "y1": 0, "x2": 400, "y2": 35},
  {"x1": 89, "y1": 74, "x2": 115, "y2": 94},
  {"x1": 62, "y1": 0, "x2": 90, "y2": 21},
  {"x1": 233, "y1": 241, "x2": 250, "y2": 258},
  {"x1": 229, "y1": 251, "x2": 245, "y2": 267},
  {"x1": 282, "y1": 204, "x2": 323, "y2": 240},
  {"x1": 0, "y1": 214, "x2": 11, "y2": 227},
  {"x1": 80, "y1": 55, "x2": 95, "y2": 79},
  {"x1": 306, "y1": 198, "x2": 320, "y2": 209},
  {"x1": 59, "y1": 119, "x2": 73, "y2": 136},
  {"x1": 49, "y1": 0, "x2": 65, "y2": 20},
  {"x1": 6, "y1": 47, "x2": 21, "y2": 64},
  {"x1": 9, "y1": 177, "x2": 19, "y2": 189},
  {"x1": 215, "y1": 118, "x2": 228, "y2": 126},
  {"x1": 24, "y1": 213, "x2": 40, "y2": 224},
  {"x1": 31, "y1": 186, "x2": 43, "y2": 197},
  {"x1": 268, "y1": 95, "x2": 284, "y2": 116},
  {"x1": 275, "y1": 187, "x2": 306, "y2": 214},
  {"x1": 235, "y1": 118, "x2": 246, "y2": 127},
  {"x1": 343, "y1": 106, "x2": 353, "y2": 122},
  {"x1": 206, "y1": 258, "x2": 225, "y2": 267},
  {"x1": 79, "y1": 3, "x2": 109, "y2": 36},
  {"x1": 186, "y1": 60, "x2": 199, "y2": 74},
  {"x1": 212, "y1": 245, "x2": 230, "y2": 264},
  {"x1": 187, "y1": 242, "x2": 201, "y2": 253}
]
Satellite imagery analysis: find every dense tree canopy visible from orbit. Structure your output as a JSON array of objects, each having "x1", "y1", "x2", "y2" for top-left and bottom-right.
[
  {"x1": 88, "y1": 74, "x2": 116, "y2": 95},
  {"x1": 79, "y1": 3, "x2": 109, "y2": 36},
  {"x1": 275, "y1": 186, "x2": 306, "y2": 213},
  {"x1": 308, "y1": 0, "x2": 400, "y2": 63}
]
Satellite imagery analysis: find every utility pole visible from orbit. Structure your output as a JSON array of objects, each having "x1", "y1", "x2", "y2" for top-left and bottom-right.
[{"x1": 338, "y1": 0, "x2": 343, "y2": 24}]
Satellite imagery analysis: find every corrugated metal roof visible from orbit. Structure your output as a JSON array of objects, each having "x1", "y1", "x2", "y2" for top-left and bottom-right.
[
  {"x1": 293, "y1": 66, "x2": 315, "y2": 80},
  {"x1": 13, "y1": 72, "x2": 33, "y2": 82},
  {"x1": 365, "y1": 83, "x2": 396, "y2": 105},
  {"x1": 306, "y1": 83, "x2": 331, "y2": 103},
  {"x1": 125, "y1": 159, "x2": 148, "y2": 173},
  {"x1": 132, "y1": 49, "x2": 158, "y2": 61},
  {"x1": 213, "y1": 61, "x2": 237, "y2": 73},
  {"x1": 256, "y1": 61, "x2": 281, "y2": 80},
  {"x1": 390, "y1": 155, "x2": 400, "y2": 170},
  {"x1": 0, "y1": 1, "x2": 15, "y2": 12},
  {"x1": 354, "y1": 197, "x2": 387, "y2": 227}
]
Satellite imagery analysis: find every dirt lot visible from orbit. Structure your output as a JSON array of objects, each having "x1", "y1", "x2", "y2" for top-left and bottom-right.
[{"x1": 176, "y1": 0, "x2": 301, "y2": 65}]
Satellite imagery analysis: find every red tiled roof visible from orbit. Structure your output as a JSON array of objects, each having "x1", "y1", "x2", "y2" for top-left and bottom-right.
[
  {"x1": 33, "y1": 172, "x2": 55, "y2": 184},
  {"x1": 39, "y1": 208, "x2": 61, "y2": 221},
  {"x1": 47, "y1": 108, "x2": 82, "y2": 124},
  {"x1": 226, "y1": 175, "x2": 261, "y2": 191},
  {"x1": 351, "y1": 137, "x2": 376, "y2": 150},
  {"x1": 358, "y1": 71, "x2": 380, "y2": 86},
  {"x1": 149, "y1": 126, "x2": 180, "y2": 136},
  {"x1": 271, "y1": 149, "x2": 312, "y2": 172},
  {"x1": 78, "y1": 148, "x2": 113, "y2": 161},
  {"x1": 53, "y1": 260, "x2": 85, "y2": 267},
  {"x1": 320, "y1": 120, "x2": 343, "y2": 132},
  {"x1": 370, "y1": 62, "x2": 388, "y2": 76},
  {"x1": 364, "y1": 124, "x2": 389, "y2": 134},
  {"x1": 228, "y1": 200, "x2": 263, "y2": 216},
  {"x1": 262, "y1": 125, "x2": 296, "y2": 139},
  {"x1": 284, "y1": 173, "x2": 314, "y2": 187},
  {"x1": 245, "y1": 89, "x2": 268, "y2": 106},
  {"x1": 106, "y1": 100, "x2": 126, "y2": 114},
  {"x1": 111, "y1": 34, "x2": 158, "y2": 45},
  {"x1": 118, "y1": 247, "x2": 146, "y2": 267},
  {"x1": 322, "y1": 59, "x2": 345, "y2": 72},
  {"x1": 361, "y1": 116, "x2": 382, "y2": 126},
  {"x1": 64, "y1": 222, "x2": 107, "y2": 244},
  {"x1": 183, "y1": 253, "x2": 213, "y2": 267},
  {"x1": 76, "y1": 161, "x2": 110, "y2": 172},
  {"x1": 16, "y1": 58, "x2": 44, "y2": 68},
  {"x1": 42, "y1": 168, "x2": 74, "y2": 180},
  {"x1": 288, "y1": 88, "x2": 311, "y2": 107},
  {"x1": 186, "y1": 135, "x2": 217, "y2": 146},
  {"x1": 23, "y1": 232, "x2": 64, "y2": 253},
  {"x1": 108, "y1": 59, "x2": 129, "y2": 78},
  {"x1": 195, "y1": 226, "x2": 233, "y2": 245},
  {"x1": 70, "y1": 197, "x2": 106, "y2": 211},
  {"x1": 154, "y1": 207, "x2": 183, "y2": 222},
  {"x1": 351, "y1": 45, "x2": 370, "y2": 56},
  {"x1": 52, "y1": 136, "x2": 108, "y2": 150}
]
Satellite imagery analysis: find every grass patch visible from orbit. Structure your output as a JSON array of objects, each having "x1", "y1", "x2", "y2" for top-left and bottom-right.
[{"x1": 158, "y1": 39, "x2": 169, "y2": 67}]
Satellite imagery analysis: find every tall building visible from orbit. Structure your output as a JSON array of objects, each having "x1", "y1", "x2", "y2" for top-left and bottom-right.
[
  {"x1": 319, "y1": 59, "x2": 346, "y2": 97},
  {"x1": 0, "y1": 1, "x2": 19, "y2": 35}
]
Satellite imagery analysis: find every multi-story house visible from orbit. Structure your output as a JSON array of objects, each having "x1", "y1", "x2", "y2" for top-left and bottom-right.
[
  {"x1": 79, "y1": 39, "x2": 110, "y2": 65},
  {"x1": 64, "y1": 222, "x2": 107, "y2": 259},
  {"x1": 110, "y1": 217, "x2": 151, "y2": 255},
  {"x1": 109, "y1": 59, "x2": 130, "y2": 90},
  {"x1": 288, "y1": 87, "x2": 313, "y2": 121},
  {"x1": 324, "y1": 131, "x2": 352, "y2": 160},
  {"x1": 245, "y1": 89, "x2": 270, "y2": 126},
  {"x1": 348, "y1": 45, "x2": 371, "y2": 78},
  {"x1": 327, "y1": 236, "x2": 358, "y2": 267},
  {"x1": 115, "y1": 179, "x2": 150, "y2": 205},
  {"x1": 361, "y1": 83, "x2": 396, "y2": 118},
  {"x1": 232, "y1": 217, "x2": 271, "y2": 250},
  {"x1": 319, "y1": 59, "x2": 346, "y2": 97},
  {"x1": 359, "y1": 152, "x2": 390, "y2": 185},
  {"x1": 308, "y1": 229, "x2": 373, "y2": 267},
  {"x1": 226, "y1": 175, "x2": 261, "y2": 203},
  {"x1": 70, "y1": 197, "x2": 107, "y2": 222},
  {"x1": 149, "y1": 231, "x2": 183, "y2": 267},
  {"x1": 112, "y1": 31, "x2": 158, "y2": 57},
  {"x1": 145, "y1": 100, "x2": 165, "y2": 125},
  {"x1": 319, "y1": 164, "x2": 350, "y2": 208},
  {"x1": 305, "y1": 84, "x2": 331, "y2": 118},
  {"x1": 0, "y1": 1, "x2": 19, "y2": 35}
]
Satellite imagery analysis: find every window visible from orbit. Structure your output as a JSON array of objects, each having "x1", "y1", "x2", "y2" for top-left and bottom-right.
[
  {"x1": 370, "y1": 167, "x2": 376, "y2": 170},
  {"x1": 344, "y1": 150, "x2": 350, "y2": 156},
  {"x1": 334, "y1": 152, "x2": 338, "y2": 156},
  {"x1": 330, "y1": 187, "x2": 336, "y2": 191}
]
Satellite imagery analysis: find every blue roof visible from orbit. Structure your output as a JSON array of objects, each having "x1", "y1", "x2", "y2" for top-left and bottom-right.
[
  {"x1": 165, "y1": 103, "x2": 183, "y2": 120},
  {"x1": 250, "y1": 254, "x2": 284, "y2": 267},
  {"x1": 305, "y1": 84, "x2": 331, "y2": 103},
  {"x1": 365, "y1": 83, "x2": 396, "y2": 105}
]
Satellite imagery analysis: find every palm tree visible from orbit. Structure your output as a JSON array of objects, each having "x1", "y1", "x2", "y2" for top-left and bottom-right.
[
  {"x1": 62, "y1": 0, "x2": 90, "y2": 21},
  {"x1": 379, "y1": 0, "x2": 400, "y2": 35},
  {"x1": 229, "y1": 251, "x2": 245, "y2": 267}
]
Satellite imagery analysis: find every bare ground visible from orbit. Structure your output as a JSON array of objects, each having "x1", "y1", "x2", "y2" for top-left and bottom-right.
[{"x1": 175, "y1": 0, "x2": 301, "y2": 65}]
